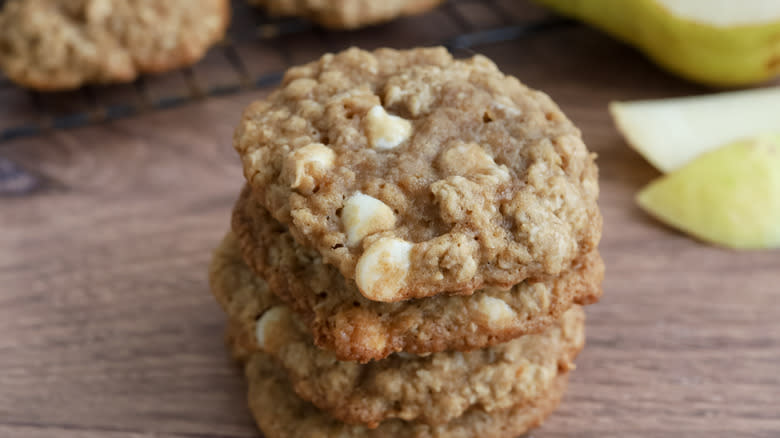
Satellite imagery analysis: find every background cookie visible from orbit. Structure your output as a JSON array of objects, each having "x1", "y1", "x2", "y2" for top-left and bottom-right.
[
  {"x1": 231, "y1": 189, "x2": 603, "y2": 362},
  {"x1": 248, "y1": 0, "x2": 444, "y2": 30},
  {"x1": 245, "y1": 351, "x2": 569, "y2": 438},
  {"x1": 211, "y1": 234, "x2": 585, "y2": 426},
  {"x1": 233, "y1": 47, "x2": 601, "y2": 302},
  {"x1": 0, "y1": 0, "x2": 230, "y2": 90}
]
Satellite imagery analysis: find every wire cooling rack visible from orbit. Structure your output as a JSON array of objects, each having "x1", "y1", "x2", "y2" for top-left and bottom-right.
[{"x1": 0, "y1": 0, "x2": 573, "y2": 145}]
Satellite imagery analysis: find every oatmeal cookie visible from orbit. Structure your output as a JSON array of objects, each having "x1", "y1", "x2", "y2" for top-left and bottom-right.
[
  {"x1": 233, "y1": 47, "x2": 601, "y2": 302},
  {"x1": 211, "y1": 234, "x2": 584, "y2": 426},
  {"x1": 0, "y1": 0, "x2": 230, "y2": 90},
  {"x1": 231, "y1": 189, "x2": 603, "y2": 362},
  {"x1": 248, "y1": 0, "x2": 444, "y2": 30},
  {"x1": 244, "y1": 351, "x2": 569, "y2": 438},
  {"x1": 225, "y1": 306, "x2": 583, "y2": 427}
]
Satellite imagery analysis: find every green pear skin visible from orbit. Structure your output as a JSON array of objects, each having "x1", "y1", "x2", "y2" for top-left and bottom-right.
[{"x1": 534, "y1": 0, "x2": 780, "y2": 86}]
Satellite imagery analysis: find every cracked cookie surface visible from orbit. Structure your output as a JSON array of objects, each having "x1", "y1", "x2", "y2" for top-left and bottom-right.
[
  {"x1": 248, "y1": 0, "x2": 443, "y2": 29},
  {"x1": 0, "y1": 0, "x2": 229, "y2": 90},
  {"x1": 244, "y1": 350, "x2": 569, "y2": 438},
  {"x1": 211, "y1": 232, "x2": 585, "y2": 427},
  {"x1": 229, "y1": 194, "x2": 603, "y2": 362},
  {"x1": 234, "y1": 47, "x2": 601, "y2": 303}
]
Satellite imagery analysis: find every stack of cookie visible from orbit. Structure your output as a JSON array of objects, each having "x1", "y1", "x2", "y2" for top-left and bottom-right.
[{"x1": 210, "y1": 47, "x2": 603, "y2": 437}]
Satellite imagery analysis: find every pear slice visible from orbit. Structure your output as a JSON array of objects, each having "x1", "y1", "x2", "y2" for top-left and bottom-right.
[
  {"x1": 637, "y1": 135, "x2": 780, "y2": 249},
  {"x1": 610, "y1": 87, "x2": 780, "y2": 173},
  {"x1": 533, "y1": 0, "x2": 780, "y2": 86}
]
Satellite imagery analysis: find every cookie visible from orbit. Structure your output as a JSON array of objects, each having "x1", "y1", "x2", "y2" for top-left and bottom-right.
[
  {"x1": 248, "y1": 0, "x2": 444, "y2": 30},
  {"x1": 211, "y1": 233, "x2": 585, "y2": 426},
  {"x1": 0, "y1": 0, "x2": 230, "y2": 90},
  {"x1": 233, "y1": 47, "x2": 601, "y2": 303},
  {"x1": 228, "y1": 307, "x2": 583, "y2": 427},
  {"x1": 209, "y1": 232, "x2": 283, "y2": 362},
  {"x1": 244, "y1": 351, "x2": 569, "y2": 438},
  {"x1": 231, "y1": 188, "x2": 603, "y2": 362}
]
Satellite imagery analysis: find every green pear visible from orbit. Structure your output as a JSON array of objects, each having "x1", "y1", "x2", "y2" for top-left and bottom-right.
[
  {"x1": 637, "y1": 135, "x2": 780, "y2": 249},
  {"x1": 533, "y1": 0, "x2": 780, "y2": 86},
  {"x1": 610, "y1": 86, "x2": 780, "y2": 172}
]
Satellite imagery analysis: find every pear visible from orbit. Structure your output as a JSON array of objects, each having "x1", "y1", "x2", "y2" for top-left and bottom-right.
[
  {"x1": 637, "y1": 135, "x2": 780, "y2": 249},
  {"x1": 610, "y1": 86, "x2": 780, "y2": 172},
  {"x1": 533, "y1": 0, "x2": 780, "y2": 86}
]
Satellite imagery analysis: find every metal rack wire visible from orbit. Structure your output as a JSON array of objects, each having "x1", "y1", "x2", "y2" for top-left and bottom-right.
[{"x1": 0, "y1": 0, "x2": 573, "y2": 145}]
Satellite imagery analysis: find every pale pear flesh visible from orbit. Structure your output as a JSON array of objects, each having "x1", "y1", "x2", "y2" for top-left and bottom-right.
[
  {"x1": 655, "y1": 0, "x2": 780, "y2": 27},
  {"x1": 610, "y1": 87, "x2": 780, "y2": 173},
  {"x1": 637, "y1": 136, "x2": 780, "y2": 249}
]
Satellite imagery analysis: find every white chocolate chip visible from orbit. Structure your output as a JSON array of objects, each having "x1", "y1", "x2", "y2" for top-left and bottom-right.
[
  {"x1": 341, "y1": 193, "x2": 396, "y2": 246},
  {"x1": 283, "y1": 143, "x2": 335, "y2": 191},
  {"x1": 476, "y1": 295, "x2": 516, "y2": 329},
  {"x1": 298, "y1": 143, "x2": 335, "y2": 167},
  {"x1": 363, "y1": 105, "x2": 412, "y2": 150},
  {"x1": 255, "y1": 307, "x2": 287, "y2": 349},
  {"x1": 355, "y1": 237, "x2": 413, "y2": 302},
  {"x1": 438, "y1": 143, "x2": 510, "y2": 182}
]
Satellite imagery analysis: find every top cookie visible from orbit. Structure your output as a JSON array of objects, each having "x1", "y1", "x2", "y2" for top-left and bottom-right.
[
  {"x1": 0, "y1": 0, "x2": 230, "y2": 90},
  {"x1": 248, "y1": 0, "x2": 444, "y2": 30},
  {"x1": 234, "y1": 47, "x2": 601, "y2": 303}
]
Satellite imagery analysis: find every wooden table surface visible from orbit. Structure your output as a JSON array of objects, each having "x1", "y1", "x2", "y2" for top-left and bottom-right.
[{"x1": 1, "y1": 1, "x2": 779, "y2": 437}]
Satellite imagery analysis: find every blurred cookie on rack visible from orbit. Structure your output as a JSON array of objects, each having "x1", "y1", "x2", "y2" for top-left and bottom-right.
[
  {"x1": 0, "y1": 0, "x2": 230, "y2": 90},
  {"x1": 248, "y1": 0, "x2": 444, "y2": 29}
]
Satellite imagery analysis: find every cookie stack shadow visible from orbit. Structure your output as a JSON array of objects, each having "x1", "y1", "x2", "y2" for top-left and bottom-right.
[{"x1": 209, "y1": 47, "x2": 603, "y2": 437}]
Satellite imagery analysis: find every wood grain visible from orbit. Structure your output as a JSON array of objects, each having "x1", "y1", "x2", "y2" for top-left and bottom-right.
[{"x1": 1, "y1": 1, "x2": 779, "y2": 437}]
